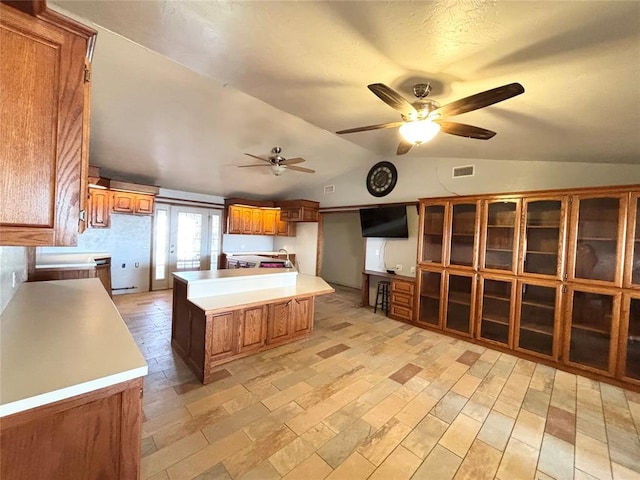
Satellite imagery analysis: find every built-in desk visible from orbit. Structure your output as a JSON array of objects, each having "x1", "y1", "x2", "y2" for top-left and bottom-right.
[{"x1": 362, "y1": 270, "x2": 417, "y2": 323}]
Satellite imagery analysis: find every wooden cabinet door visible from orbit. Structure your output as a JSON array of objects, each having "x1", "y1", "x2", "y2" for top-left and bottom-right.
[
  {"x1": 135, "y1": 194, "x2": 154, "y2": 214},
  {"x1": 0, "y1": 5, "x2": 94, "y2": 246},
  {"x1": 88, "y1": 188, "x2": 111, "y2": 228},
  {"x1": 449, "y1": 200, "x2": 480, "y2": 270},
  {"x1": 262, "y1": 209, "x2": 277, "y2": 235},
  {"x1": 251, "y1": 208, "x2": 263, "y2": 235},
  {"x1": 618, "y1": 292, "x2": 640, "y2": 385},
  {"x1": 111, "y1": 192, "x2": 135, "y2": 213},
  {"x1": 624, "y1": 192, "x2": 640, "y2": 289},
  {"x1": 514, "y1": 279, "x2": 562, "y2": 361},
  {"x1": 519, "y1": 196, "x2": 567, "y2": 280},
  {"x1": 208, "y1": 312, "x2": 237, "y2": 362},
  {"x1": 443, "y1": 271, "x2": 476, "y2": 337},
  {"x1": 563, "y1": 285, "x2": 621, "y2": 376},
  {"x1": 390, "y1": 279, "x2": 415, "y2": 323},
  {"x1": 267, "y1": 300, "x2": 292, "y2": 345},
  {"x1": 481, "y1": 198, "x2": 520, "y2": 274},
  {"x1": 227, "y1": 205, "x2": 243, "y2": 234},
  {"x1": 238, "y1": 306, "x2": 267, "y2": 353},
  {"x1": 567, "y1": 192, "x2": 627, "y2": 287},
  {"x1": 419, "y1": 202, "x2": 448, "y2": 266},
  {"x1": 276, "y1": 211, "x2": 296, "y2": 236},
  {"x1": 292, "y1": 297, "x2": 314, "y2": 337},
  {"x1": 241, "y1": 207, "x2": 253, "y2": 234},
  {"x1": 416, "y1": 268, "x2": 443, "y2": 328},
  {"x1": 476, "y1": 275, "x2": 515, "y2": 348}
]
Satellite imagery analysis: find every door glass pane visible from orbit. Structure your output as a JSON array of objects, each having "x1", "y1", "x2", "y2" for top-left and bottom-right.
[
  {"x1": 422, "y1": 205, "x2": 445, "y2": 263},
  {"x1": 446, "y1": 274, "x2": 473, "y2": 334},
  {"x1": 154, "y1": 209, "x2": 168, "y2": 281},
  {"x1": 626, "y1": 298, "x2": 640, "y2": 380},
  {"x1": 176, "y1": 212, "x2": 203, "y2": 271},
  {"x1": 518, "y1": 283, "x2": 556, "y2": 356},
  {"x1": 575, "y1": 197, "x2": 619, "y2": 282},
  {"x1": 419, "y1": 270, "x2": 440, "y2": 325},
  {"x1": 485, "y1": 202, "x2": 516, "y2": 271},
  {"x1": 632, "y1": 198, "x2": 640, "y2": 285},
  {"x1": 524, "y1": 200, "x2": 561, "y2": 276},
  {"x1": 480, "y1": 279, "x2": 511, "y2": 345},
  {"x1": 210, "y1": 212, "x2": 221, "y2": 270},
  {"x1": 450, "y1": 204, "x2": 476, "y2": 267},
  {"x1": 569, "y1": 290, "x2": 614, "y2": 370}
]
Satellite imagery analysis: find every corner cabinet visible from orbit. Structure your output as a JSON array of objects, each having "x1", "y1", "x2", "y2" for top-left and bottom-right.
[
  {"x1": 0, "y1": 4, "x2": 96, "y2": 246},
  {"x1": 415, "y1": 185, "x2": 640, "y2": 390}
]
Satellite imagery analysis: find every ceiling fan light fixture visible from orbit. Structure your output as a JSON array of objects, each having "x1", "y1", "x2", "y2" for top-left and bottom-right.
[
  {"x1": 271, "y1": 164, "x2": 286, "y2": 176},
  {"x1": 399, "y1": 119, "x2": 441, "y2": 144}
]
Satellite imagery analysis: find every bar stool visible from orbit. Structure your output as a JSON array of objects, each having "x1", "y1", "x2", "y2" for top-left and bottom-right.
[{"x1": 374, "y1": 281, "x2": 391, "y2": 315}]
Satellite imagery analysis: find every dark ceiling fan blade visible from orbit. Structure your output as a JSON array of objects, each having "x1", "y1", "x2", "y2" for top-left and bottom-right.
[
  {"x1": 437, "y1": 121, "x2": 497, "y2": 139},
  {"x1": 368, "y1": 83, "x2": 417, "y2": 116},
  {"x1": 396, "y1": 140, "x2": 414, "y2": 155},
  {"x1": 433, "y1": 83, "x2": 524, "y2": 118},
  {"x1": 237, "y1": 164, "x2": 271, "y2": 168},
  {"x1": 336, "y1": 120, "x2": 405, "y2": 135},
  {"x1": 285, "y1": 165, "x2": 315, "y2": 174},
  {"x1": 244, "y1": 153, "x2": 271, "y2": 163},
  {"x1": 280, "y1": 157, "x2": 305, "y2": 165}
]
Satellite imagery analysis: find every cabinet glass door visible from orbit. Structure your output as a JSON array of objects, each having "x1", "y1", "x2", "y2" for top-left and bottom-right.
[
  {"x1": 421, "y1": 203, "x2": 447, "y2": 264},
  {"x1": 570, "y1": 194, "x2": 625, "y2": 285},
  {"x1": 516, "y1": 281, "x2": 559, "y2": 359},
  {"x1": 478, "y1": 277, "x2": 513, "y2": 346},
  {"x1": 418, "y1": 269, "x2": 442, "y2": 327},
  {"x1": 444, "y1": 272, "x2": 475, "y2": 336},
  {"x1": 482, "y1": 200, "x2": 519, "y2": 273},
  {"x1": 621, "y1": 294, "x2": 640, "y2": 382},
  {"x1": 449, "y1": 202, "x2": 478, "y2": 268},
  {"x1": 625, "y1": 193, "x2": 640, "y2": 288},
  {"x1": 522, "y1": 198, "x2": 564, "y2": 278},
  {"x1": 565, "y1": 287, "x2": 620, "y2": 374}
]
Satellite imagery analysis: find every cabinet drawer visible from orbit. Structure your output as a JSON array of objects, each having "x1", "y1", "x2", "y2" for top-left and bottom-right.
[
  {"x1": 391, "y1": 292, "x2": 413, "y2": 308},
  {"x1": 390, "y1": 305, "x2": 413, "y2": 322},
  {"x1": 392, "y1": 280, "x2": 415, "y2": 296}
]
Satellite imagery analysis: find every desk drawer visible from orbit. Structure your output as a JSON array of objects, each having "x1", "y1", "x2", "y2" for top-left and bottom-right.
[
  {"x1": 392, "y1": 279, "x2": 415, "y2": 296},
  {"x1": 390, "y1": 305, "x2": 413, "y2": 322},
  {"x1": 391, "y1": 292, "x2": 413, "y2": 308}
]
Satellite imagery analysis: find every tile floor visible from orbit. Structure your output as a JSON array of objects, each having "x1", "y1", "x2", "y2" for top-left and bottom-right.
[{"x1": 113, "y1": 285, "x2": 640, "y2": 480}]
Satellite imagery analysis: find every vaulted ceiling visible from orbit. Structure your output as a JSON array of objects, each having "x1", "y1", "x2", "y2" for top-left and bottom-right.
[{"x1": 51, "y1": 1, "x2": 640, "y2": 200}]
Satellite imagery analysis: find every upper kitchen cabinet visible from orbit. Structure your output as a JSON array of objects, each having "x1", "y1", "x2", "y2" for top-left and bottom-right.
[
  {"x1": 566, "y1": 192, "x2": 627, "y2": 287},
  {"x1": 624, "y1": 192, "x2": 640, "y2": 289},
  {"x1": 111, "y1": 191, "x2": 155, "y2": 215},
  {"x1": 277, "y1": 200, "x2": 319, "y2": 222},
  {"x1": 519, "y1": 196, "x2": 567, "y2": 279},
  {"x1": 0, "y1": 3, "x2": 96, "y2": 246},
  {"x1": 419, "y1": 202, "x2": 447, "y2": 266},
  {"x1": 480, "y1": 198, "x2": 521, "y2": 274}
]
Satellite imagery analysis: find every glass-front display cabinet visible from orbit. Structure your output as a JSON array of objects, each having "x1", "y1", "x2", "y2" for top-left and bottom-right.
[
  {"x1": 564, "y1": 285, "x2": 621, "y2": 375},
  {"x1": 515, "y1": 280, "x2": 561, "y2": 360},
  {"x1": 443, "y1": 271, "x2": 476, "y2": 337},
  {"x1": 567, "y1": 193, "x2": 627, "y2": 286},
  {"x1": 520, "y1": 197, "x2": 566, "y2": 279},
  {"x1": 449, "y1": 201, "x2": 480, "y2": 269},
  {"x1": 481, "y1": 199, "x2": 520, "y2": 274},
  {"x1": 420, "y1": 203, "x2": 447, "y2": 266},
  {"x1": 477, "y1": 275, "x2": 515, "y2": 347},
  {"x1": 619, "y1": 293, "x2": 640, "y2": 384},
  {"x1": 417, "y1": 268, "x2": 443, "y2": 328},
  {"x1": 624, "y1": 192, "x2": 640, "y2": 288}
]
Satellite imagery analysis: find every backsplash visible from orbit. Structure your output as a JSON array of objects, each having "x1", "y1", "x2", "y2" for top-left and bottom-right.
[{"x1": 0, "y1": 247, "x2": 27, "y2": 314}]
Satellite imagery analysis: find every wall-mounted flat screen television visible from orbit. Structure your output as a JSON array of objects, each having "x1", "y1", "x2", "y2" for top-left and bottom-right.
[{"x1": 359, "y1": 205, "x2": 409, "y2": 238}]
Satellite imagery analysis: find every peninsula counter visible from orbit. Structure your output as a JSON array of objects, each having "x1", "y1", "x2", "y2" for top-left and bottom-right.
[{"x1": 172, "y1": 269, "x2": 334, "y2": 383}]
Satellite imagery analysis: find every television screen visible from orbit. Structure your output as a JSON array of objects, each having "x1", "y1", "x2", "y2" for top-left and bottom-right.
[{"x1": 360, "y1": 205, "x2": 409, "y2": 238}]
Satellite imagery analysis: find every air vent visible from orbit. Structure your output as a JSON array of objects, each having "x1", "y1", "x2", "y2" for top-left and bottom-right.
[
  {"x1": 452, "y1": 165, "x2": 475, "y2": 178},
  {"x1": 323, "y1": 185, "x2": 335, "y2": 194}
]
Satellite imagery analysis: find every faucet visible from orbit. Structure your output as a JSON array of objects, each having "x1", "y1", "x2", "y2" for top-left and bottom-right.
[{"x1": 278, "y1": 248, "x2": 292, "y2": 268}]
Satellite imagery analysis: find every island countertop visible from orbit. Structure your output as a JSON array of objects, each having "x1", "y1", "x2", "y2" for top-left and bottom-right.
[{"x1": 0, "y1": 278, "x2": 147, "y2": 417}]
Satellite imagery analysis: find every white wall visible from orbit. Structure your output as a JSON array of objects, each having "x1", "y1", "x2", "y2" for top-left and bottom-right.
[
  {"x1": 295, "y1": 223, "x2": 318, "y2": 275},
  {"x1": 321, "y1": 212, "x2": 363, "y2": 288},
  {"x1": 0, "y1": 247, "x2": 27, "y2": 314}
]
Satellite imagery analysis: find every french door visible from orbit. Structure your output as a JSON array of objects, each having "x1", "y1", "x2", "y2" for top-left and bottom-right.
[{"x1": 152, "y1": 204, "x2": 222, "y2": 290}]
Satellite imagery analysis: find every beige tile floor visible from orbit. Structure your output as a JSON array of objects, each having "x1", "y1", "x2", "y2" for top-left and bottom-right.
[{"x1": 113, "y1": 285, "x2": 640, "y2": 480}]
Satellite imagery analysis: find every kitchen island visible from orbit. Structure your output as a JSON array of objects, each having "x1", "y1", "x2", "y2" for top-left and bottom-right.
[
  {"x1": 172, "y1": 268, "x2": 334, "y2": 383},
  {"x1": 0, "y1": 278, "x2": 147, "y2": 479}
]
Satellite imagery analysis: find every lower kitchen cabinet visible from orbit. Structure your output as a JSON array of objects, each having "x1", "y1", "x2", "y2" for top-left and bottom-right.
[
  {"x1": 239, "y1": 306, "x2": 267, "y2": 352},
  {"x1": 208, "y1": 311, "x2": 237, "y2": 364},
  {"x1": 477, "y1": 275, "x2": 515, "y2": 347},
  {"x1": 444, "y1": 271, "x2": 476, "y2": 337},
  {"x1": 267, "y1": 300, "x2": 293, "y2": 345},
  {"x1": 292, "y1": 297, "x2": 314, "y2": 336},
  {"x1": 389, "y1": 278, "x2": 415, "y2": 323}
]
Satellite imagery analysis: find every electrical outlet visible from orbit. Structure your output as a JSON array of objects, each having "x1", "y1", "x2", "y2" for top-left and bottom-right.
[
  {"x1": 12, "y1": 271, "x2": 16, "y2": 288},
  {"x1": 395, "y1": 264, "x2": 402, "y2": 271},
  {"x1": 121, "y1": 263, "x2": 126, "y2": 268},
  {"x1": 410, "y1": 266, "x2": 416, "y2": 274}
]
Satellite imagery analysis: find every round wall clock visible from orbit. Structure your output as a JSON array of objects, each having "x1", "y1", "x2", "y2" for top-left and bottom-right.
[{"x1": 366, "y1": 161, "x2": 398, "y2": 197}]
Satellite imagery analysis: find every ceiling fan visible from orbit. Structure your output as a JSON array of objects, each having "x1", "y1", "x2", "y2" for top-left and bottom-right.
[
  {"x1": 238, "y1": 146, "x2": 315, "y2": 176},
  {"x1": 336, "y1": 82, "x2": 525, "y2": 155}
]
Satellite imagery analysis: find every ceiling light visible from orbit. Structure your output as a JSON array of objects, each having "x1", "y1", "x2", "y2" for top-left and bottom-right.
[
  {"x1": 399, "y1": 120, "x2": 441, "y2": 144},
  {"x1": 271, "y1": 165, "x2": 286, "y2": 176}
]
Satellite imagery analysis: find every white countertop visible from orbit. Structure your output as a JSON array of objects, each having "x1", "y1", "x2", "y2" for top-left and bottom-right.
[
  {"x1": 0, "y1": 278, "x2": 147, "y2": 417},
  {"x1": 174, "y1": 270, "x2": 334, "y2": 314},
  {"x1": 35, "y1": 252, "x2": 111, "y2": 269},
  {"x1": 224, "y1": 251, "x2": 294, "y2": 256}
]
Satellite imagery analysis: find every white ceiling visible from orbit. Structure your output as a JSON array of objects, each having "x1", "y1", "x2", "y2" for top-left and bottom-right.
[{"x1": 51, "y1": 1, "x2": 640, "y2": 201}]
